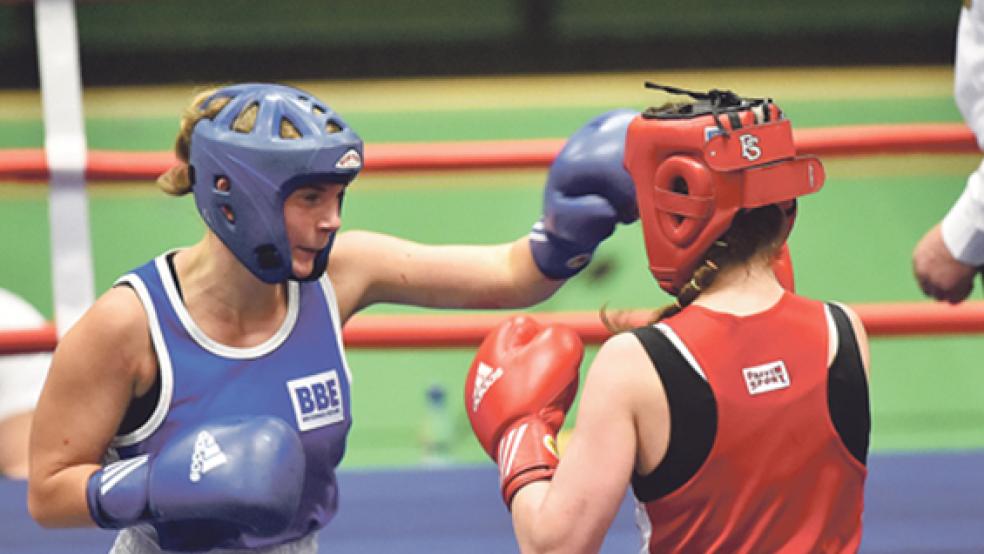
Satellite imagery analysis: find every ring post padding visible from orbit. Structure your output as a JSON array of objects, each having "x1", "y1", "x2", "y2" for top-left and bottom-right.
[{"x1": 34, "y1": 0, "x2": 95, "y2": 337}]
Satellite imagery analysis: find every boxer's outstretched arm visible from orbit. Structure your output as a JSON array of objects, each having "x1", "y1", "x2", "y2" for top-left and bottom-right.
[
  {"x1": 327, "y1": 109, "x2": 638, "y2": 323},
  {"x1": 329, "y1": 232, "x2": 559, "y2": 321}
]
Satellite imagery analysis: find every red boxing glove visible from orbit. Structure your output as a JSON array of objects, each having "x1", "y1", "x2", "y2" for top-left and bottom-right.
[
  {"x1": 465, "y1": 315, "x2": 582, "y2": 508},
  {"x1": 772, "y1": 242, "x2": 795, "y2": 291}
]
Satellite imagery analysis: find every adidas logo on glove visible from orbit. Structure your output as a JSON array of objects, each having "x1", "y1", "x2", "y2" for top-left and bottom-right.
[
  {"x1": 189, "y1": 430, "x2": 228, "y2": 482},
  {"x1": 471, "y1": 361, "x2": 503, "y2": 412}
]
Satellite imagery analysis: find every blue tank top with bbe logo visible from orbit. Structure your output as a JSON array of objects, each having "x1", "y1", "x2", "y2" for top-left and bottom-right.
[{"x1": 110, "y1": 252, "x2": 353, "y2": 551}]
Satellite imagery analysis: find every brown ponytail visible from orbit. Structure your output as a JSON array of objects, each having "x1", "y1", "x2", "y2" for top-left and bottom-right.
[
  {"x1": 156, "y1": 88, "x2": 231, "y2": 196},
  {"x1": 650, "y1": 242, "x2": 728, "y2": 322}
]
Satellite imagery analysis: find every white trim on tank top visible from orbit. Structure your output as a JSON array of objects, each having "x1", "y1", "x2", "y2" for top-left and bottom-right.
[
  {"x1": 824, "y1": 303, "x2": 840, "y2": 358},
  {"x1": 318, "y1": 273, "x2": 353, "y2": 384},
  {"x1": 154, "y1": 252, "x2": 300, "y2": 360},
  {"x1": 634, "y1": 498, "x2": 653, "y2": 554},
  {"x1": 110, "y1": 273, "x2": 175, "y2": 448},
  {"x1": 653, "y1": 322, "x2": 708, "y2": 381}
]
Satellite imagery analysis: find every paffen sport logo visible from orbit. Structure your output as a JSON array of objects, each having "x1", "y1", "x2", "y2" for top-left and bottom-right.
[
  {"x1": 739, "y1": 133, "x2": 762, "y2": 161},
  {"x1": 472, "y1": 361, "x2": 503, "y2": 412},
  {"x1": 287, "y1": 370, "x2": 345, "y2": 431},
  {"x1": 742, "y1": 360, "x2": 790, "y2": 395}
]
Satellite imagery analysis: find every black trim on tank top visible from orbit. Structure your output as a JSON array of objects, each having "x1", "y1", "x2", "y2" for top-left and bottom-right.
[
  {"x1": 826, "y1": 303, "x2": 871, "y2": 466},
  {"x1": 116, "y1": 358, "x2": 162, "y2": 436},
  {"x1": 166, "y1": 251, "x2": 183, "y2": 300},
  {"x1": 112, "y1": 282, "x2": 164, "y2": 436},
  {"x1": 629, "y1": 326, "x2": 717, "y2": 502}
]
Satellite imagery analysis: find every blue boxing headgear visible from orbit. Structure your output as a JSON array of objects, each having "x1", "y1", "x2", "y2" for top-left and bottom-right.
[{"x1": 189, "y1": 83, "x2": 363, "y2": 283}]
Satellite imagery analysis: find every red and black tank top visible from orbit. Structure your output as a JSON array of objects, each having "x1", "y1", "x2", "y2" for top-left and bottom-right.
[{"x1": 630, "y1": 292, "x2": 869, "y2": 554}]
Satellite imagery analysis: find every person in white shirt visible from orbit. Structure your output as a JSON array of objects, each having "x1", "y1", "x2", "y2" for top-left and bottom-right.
[
  {"x1": 0, "y1": 288, "x2": 51, "y2": 479},
  {"x1": 913, "y1": 2, "x2": 984, "y2": 303}
]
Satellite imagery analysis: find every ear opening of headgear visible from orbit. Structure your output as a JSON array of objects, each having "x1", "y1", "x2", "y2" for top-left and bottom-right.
[
  {"x1": 624, "y1": 82, "x2": 826, "y2": 295},
  {"x1": 652, "y1": 155, "x2": 714, "y2": 248},
  {"x1": 188, "y1": 83, "x2": 364, "y2": 284}
]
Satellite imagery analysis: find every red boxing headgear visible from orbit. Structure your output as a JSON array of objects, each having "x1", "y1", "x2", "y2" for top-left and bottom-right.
[{"x1": 623, "y1": 84, "x2": 825, "y2": 295}]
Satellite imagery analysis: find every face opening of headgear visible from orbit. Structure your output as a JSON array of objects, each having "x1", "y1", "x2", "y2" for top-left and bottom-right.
[
  {"x1": 623, "y1": 83, "x2": 826, "y2": 295},
  {"x1": 189, "y1": 83, "x2": 364, "y2": 284}
]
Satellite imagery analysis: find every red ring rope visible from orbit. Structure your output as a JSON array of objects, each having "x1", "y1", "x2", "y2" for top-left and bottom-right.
[
  {"x1": 2, "y1": 301, "x2": 983, "y2": 355},
  {"x1": 2, "y1": 123, "x2": 980, "y2": 355},
  {"x1": 0, "y1": 124, "x2": 977, "y2": 182}
]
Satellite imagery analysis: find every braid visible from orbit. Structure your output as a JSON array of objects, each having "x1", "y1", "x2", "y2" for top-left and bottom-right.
[{"x1": 652, "y1": 240, "x2": 728, "y2": 323}]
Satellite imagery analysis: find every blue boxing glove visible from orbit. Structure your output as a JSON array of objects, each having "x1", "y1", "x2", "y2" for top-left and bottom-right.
[
  {"x1": 86, "y1": 416, "x2": 305, "y2": 538},
  {"x1": 530, "y1": 109, "x2": 639, "y2": 279}
]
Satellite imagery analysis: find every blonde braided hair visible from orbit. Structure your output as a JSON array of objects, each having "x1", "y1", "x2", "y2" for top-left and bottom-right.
[
  {"x1": 601, "y1": 205, "x2": 786, "y2": 332},
  {"x1": 650, "y1": 241, "x2": 728, "y2": 322}
]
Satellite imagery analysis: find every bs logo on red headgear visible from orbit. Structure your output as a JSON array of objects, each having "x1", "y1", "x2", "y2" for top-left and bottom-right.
[
  {"x1": 739, "y1": 133, "x2": 762, "y2": 162},
  {"x1": 287, "y1": 370, "x2": 345, "y2": 431}
]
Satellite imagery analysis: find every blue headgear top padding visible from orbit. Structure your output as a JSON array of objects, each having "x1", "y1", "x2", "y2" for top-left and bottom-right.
[{"x1": 189, "y1": 83, "x2": 363, "y2": 283}]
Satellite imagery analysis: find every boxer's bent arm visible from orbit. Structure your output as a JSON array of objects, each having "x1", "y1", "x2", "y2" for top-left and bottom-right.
[
  {"x1": 28, "y1": 287, "x2": 150, "y2": 527},
  {"x1": 509, "y1": 334, "x2": 645, "y2": 554},
  {"x1": 329, "y1": 231, "x2": 561, "y2": 322}
]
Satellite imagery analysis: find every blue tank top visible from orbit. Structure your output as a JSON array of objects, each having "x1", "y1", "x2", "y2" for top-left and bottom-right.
[{"x1": 109, "y1": 253, "x2": 353, "y2": 551}]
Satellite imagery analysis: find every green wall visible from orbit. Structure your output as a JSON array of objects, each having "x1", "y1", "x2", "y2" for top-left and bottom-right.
[{"x1": 0, "y1": 1, "x2": 962, "y2": 86}]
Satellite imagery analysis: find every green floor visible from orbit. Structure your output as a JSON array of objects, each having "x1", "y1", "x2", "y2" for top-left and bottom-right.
[{"x1": 1, "y1": 67, "x2": 981, "y2": 467}]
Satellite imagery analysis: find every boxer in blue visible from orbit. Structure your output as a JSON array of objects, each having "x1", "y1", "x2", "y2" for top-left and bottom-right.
[{"x1": 27, "y1": 83, "x2": 637, "y2": 553}]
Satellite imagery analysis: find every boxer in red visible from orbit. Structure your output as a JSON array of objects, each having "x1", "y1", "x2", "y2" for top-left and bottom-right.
[{"x1": 466, "y1": 85, "x2": 871, "y2": 553}]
